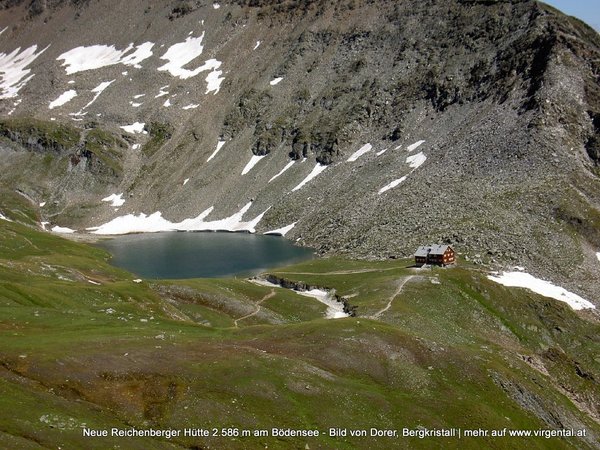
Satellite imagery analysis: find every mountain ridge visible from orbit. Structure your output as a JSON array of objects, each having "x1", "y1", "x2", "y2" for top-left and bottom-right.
[{"x1": 0, "y1": 0, "x2": 599, "y2": 301}]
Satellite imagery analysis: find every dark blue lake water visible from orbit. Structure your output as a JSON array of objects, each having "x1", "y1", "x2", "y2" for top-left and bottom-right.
[{"x1": 96, "y1": 232, "x2": 314, "y2": 279}]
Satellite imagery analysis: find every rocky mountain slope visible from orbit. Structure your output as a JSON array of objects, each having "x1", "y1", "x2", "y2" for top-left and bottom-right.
[{"x1": 0, "y1": 0, "x2": 599, "y2": 300}]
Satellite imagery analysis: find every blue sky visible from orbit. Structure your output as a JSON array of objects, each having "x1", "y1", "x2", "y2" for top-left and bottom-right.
[{"x1": 542, "y1": 0, "x2": 600, "y2": 30}]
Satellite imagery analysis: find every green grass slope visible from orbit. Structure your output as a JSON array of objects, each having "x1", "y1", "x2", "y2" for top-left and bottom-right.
[{"x1": 0, "y1": 197, "x2": 598, "y2": 449}]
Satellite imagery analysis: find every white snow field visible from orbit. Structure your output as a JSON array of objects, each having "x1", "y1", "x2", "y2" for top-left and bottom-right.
[
  {"x1": 378, "y1": 151, "x2": 428, "y2": 195},
  {"x1": 88, "y1": 202, "x2": 269, "y2": 235},
  {"x1": 102, "y1": 193, "x2": 125, "y2": 207},
  {"x1": 406, "y1": 151, "x2": 427, "y2": 169},
  {"x1": 241, "y1": 154, "x2": 266, "y2": 175},
  {"x1": 48, "y1": 90, "x2": 77, "y2": 109},
  {"x1": 248, "y1": 279, "x2": 348, "y2": 319},
  {"x1": 406, "y1": 140, "x2": 425, "y2": 152},
  {"x1": 120, "y1": 122, "x2": 146, "y2": 134},
  {"x1": 157, "y1": 34, "x2": 224, "y2": 93},
  {"x1": 51, "y1": 226, "x2": 76, "y2": 234},
  {"x1": 57, "y1": 42, "x2": 154, "y2": 74},
  {"x1": 264, "y1": 222, "x2": 296, "y2": 236},
  {"x1": 82, "y1": 80, "x2": 114, "y2": 109},
  {"x1": 378, "y1": 176, "x2": 407, "y2": 194},
  {"x1": 207, "y1": 140, "x2": 226, "y2": 162},
  {"x1": 291, "y1": 163, "x2": 327, "y2": 192},
  {"x1": 295, "y1": 289, "x2": 349, "y2": 319},
  {"x1": 487, "y1": 271, "x2": 595, "y2": 311},
  {"x1": 347, "y1": 143, "x2": 372, "y2": 162},
  {"x1": 268, "y1": 160, "x2": 295, "y2": 183},
  {"x1": 0, "y1": 45, "x2": 48, "y2": 99}
]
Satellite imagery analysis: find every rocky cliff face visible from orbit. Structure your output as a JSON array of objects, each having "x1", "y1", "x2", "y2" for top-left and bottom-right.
[{"x1": 0, "y1": 0, "x2": 599, "y2": 299}]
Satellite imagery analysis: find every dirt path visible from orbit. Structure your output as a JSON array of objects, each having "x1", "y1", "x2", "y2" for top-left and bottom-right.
[
  {"x1": 234, "y1": 289, "x2": 276, "y2": 327},
  {"x1": 371, "y1": 276, "x2": 414, "y2": 319},
  {"x1": 274, "y1": 266, "x2": 406, "y2": 276}
]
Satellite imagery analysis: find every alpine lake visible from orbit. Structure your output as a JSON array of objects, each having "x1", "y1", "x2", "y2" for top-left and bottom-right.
[{"x1": 95, "y1": 231, "x2": 314, "y2": 279}]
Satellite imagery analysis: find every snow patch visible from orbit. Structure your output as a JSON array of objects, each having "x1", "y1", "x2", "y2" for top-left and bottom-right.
[
  {"x1": 213, "y1": 3, "x2": 221, "y2": 8},
  {"x1": 70, "y1": 80, "x2": 115, "y2": 116},
  {"x1": 487, "y1": 271, "x2": 595, "y2": 311},
  {"x1": 81, "y1": 80, "x2": 114, "y2": 111},
  {"x1": 158, "y1": 34, "x2": 223, "y2": 87},
  {"x1": 0, "y1": 44, "x2": 48, "y2": 99},
  {"x1": 102, "y1": 193, "x2": 125, "y2": 207},
  {"x1": 88, "y1": 202, "x2": 268, "y2": 235},
  {"x1": 242, "y1": 154, "x2": 266, "y2": 175},
  {"x1": 205, "y1": 65, "x2": 224, "y2": 94},
  {"x1": 207, "y1": 140, "x2": 226, "y2": 162},
  {"x1": 176, "y1": 203, "x2": 269, "y2": 233},
  {"x1": 183, "y1": 178, "x2": 190, "y2": 186},
  {"x1": 57, "y1": 42, "x2": 154, "y2": 74},
  {"x1": 269, "y1": 160, "x2": 295, "y2": 183},
  {"x1": 596, "y1": 252, "x2": 600, "y2": 262},
  {"x1": 182, "y1": 103, "x2": 199, "y2": 110},
  {"x1": 264, "y1": 222, "x2": 296, "y2": 236},
  {"x1": 169, "y1": 207, "x2": 211, "y2": 230},
  {"x1": 378, "y1": 176, "x2": 407, "y2": 194},
  {"x1": 155, "y1": 86, "x2": 169, "y2": 98},
  {"x1": 49, "y1": 90, "x2": 77, "y2": 109},
  {"x1": 406, "y1": 151, "x2": 427, "y2": 169},
  {"x1": 407, "y1": 140, "x2": 425, "y2": 152},
  {"x1": 163, "y1": 98, "x2": 171, "y2": 107},
  {"x1": 120, "y1": 122, "x2": 145, "y2": 134},
  {"x1": 347, "y1": 143, "x2": 372, "y2": 162},
  {"x1": 132, "y1": 144, "x2": 140, "y2": 150},
  {"x1": 248, "y1": 280, "x2": 347, "y2": 319},
  {"x1": 39, "y1": 202, "x2": 46, "y2": 207},
  {"x1": 130, "y1": 102, "x2": 142, "y2": 107},
  {"x1": 7, "y1": 98, "x2": 22, "y2": 115},
  {"x1": 0, "y1": 212, "x2": 12, "y2": 222},
  {"x1": 376, "y1": 148, "x2": 388, "y2": 156},
  {"x1": 269, "y1": 77, "x2": 283, "y2": 86},
  {"x1": 253, "y1": 41, "x2": 261, "y2": 50},
  {"x1": 52, "y1": 226, "x2": 76, "y2": 234},
  {"x1": 291, "y1": 163, "x2": 327, "y2": 192},
  {"x1": 87, "y1": 212, "x2": 173, "y2": 234},
  {"x1": 296, "y1": 289, "x2": 349, "y2": 319},
  {"x1": 378, "y1": 151, "x2": 426, "y2": 194}
]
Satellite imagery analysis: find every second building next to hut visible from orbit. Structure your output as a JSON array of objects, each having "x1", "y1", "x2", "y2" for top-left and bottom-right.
[{"x1": 414, "y1": 245, "x2": 456, "y2": 267}]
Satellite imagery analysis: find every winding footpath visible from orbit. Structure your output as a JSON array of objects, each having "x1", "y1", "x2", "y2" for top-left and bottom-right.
[
  {"x1": 371, "y1": 276, "x2": 414, "y2": 319},
  {"x1": 234, "y1": 289, "x2": 276, "y2": 327},
  {"x1": 275, "y1": 266, "x2": 404, "y2": 276}
]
